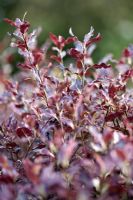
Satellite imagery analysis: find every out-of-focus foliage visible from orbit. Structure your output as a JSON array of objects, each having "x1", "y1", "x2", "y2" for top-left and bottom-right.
[{"x1": 1, "y1": 0, "x2": 133, "y2": 60}]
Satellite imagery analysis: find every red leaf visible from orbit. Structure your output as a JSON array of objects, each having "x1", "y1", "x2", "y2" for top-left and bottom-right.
[
  {"x1": 6, "y1": 54, "x2": 14, "y2": 63},
  {"x1": 108, "y1": 84, "x2": 125, "y2": 99},
  {"x1": 50, "y1": 33, "x2": 66, "y2": 49},
  {"x1": 6, "y1": 142, "x2": 17, "y2": 149},
  {"x1": 0, "y1": 155, "x2": 9, "y2": 169},
  {"x1": 50, "y1": 55, "x2": 61, "y2": 63},
  {"x1": 65, "y1": 36, "x2": 77, "y2": 45},
  {"x1": 20, "y1": 21, "x2": 30, "y2": 34},
  {"x1": 57, "y1": 139, "x2": 77, "y2": 168},
  {"x1": 17, "y1": 63, "x2": 33, "y2": 70},
  {"x1": 108, "y1": 84, "x2": 117, "y2": 98},
  {"x1": 17, "y1": 41, "x2": 26, "y2": 51},
  {"x1": 123, "y1": 48, "x2": 130, "y2": 57},
  {"x1": 3, "y1": 80, "x2": 14, "y2": 90},
  {"x1": 127, "y1": 116, "x2": 133, "y2": 122},
  {"x1": 32, "y1": 49, "x2": 44, "y2": 65},
  {"x1": 85, "y1": 68, "x2": 91, "y2": 77},
  {"x1": 105, "y1": 112, "x2": 123, "y2": 122},
  {"x1": 23, "y1": 159, "x2": 41, "y2": 184},
  {"x1": 4, "y1": 18, "x2": 16, "y2": 27},
  {"x1": 121, "y1": 69, "x2": 133, "y2": 82},
  {"x1": 76, "y1": 60, "x2": 83, "y2": 69},
  {"x1": 49, "y1": 32, "x2": 58, "y2": 46},
  {"x1": 93, "y1": 63, "x2": 111, "y2": 69},
  {"x1": 103, "y1": 131, "x2": 113, "y2": 144},
  {"x1": 86, "y1": 33, "x2": 101, "y2": 47},
  {"x1": 0, "y1": 174, "x2": 14, "y2": 184},
  {"x1": 16, "y1": 127, "x2": 33, "y2": 138},
  {"x1": 69, "y1": 48, "x2": 84, "y2": 60},
  {"x1": 115, "y1": 148, "x2": 126, "y2": 161},
  {"x1": 57, "y1": 35, "x2": 65, "y2": 49}
]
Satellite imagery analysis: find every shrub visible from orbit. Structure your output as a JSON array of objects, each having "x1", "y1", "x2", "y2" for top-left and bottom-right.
[{"x1": 0, "y1": 16, "x2": 132, "y2": 200}]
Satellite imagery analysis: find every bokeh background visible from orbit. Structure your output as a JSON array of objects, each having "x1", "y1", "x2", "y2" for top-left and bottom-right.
[{"x1": 1, "y1": 0, "x2": 133, "y2": 60}]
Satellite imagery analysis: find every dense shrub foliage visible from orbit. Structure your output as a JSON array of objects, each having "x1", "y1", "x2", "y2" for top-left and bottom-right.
[{"x1": 0, "y1": 17, "x2": 133, "y2": 200}]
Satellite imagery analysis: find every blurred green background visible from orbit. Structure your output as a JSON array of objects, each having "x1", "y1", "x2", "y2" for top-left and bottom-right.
[{"x1": 1, "y1": 0, "x2": 133, "y2": 60}]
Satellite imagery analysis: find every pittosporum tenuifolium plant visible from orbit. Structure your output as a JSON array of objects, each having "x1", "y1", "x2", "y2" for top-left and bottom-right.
[{"x1": 0, "y1": 16, "x2": 132, "y2": 200}]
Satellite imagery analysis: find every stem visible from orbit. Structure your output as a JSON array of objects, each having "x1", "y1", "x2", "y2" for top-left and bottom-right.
[
  {"x1": 82, "y1": 44, "x2": 87, "y2": 89},
  {"x1": 102, "y1": 109, "x2": 109, "y2": 132},
  {"x1": 113, "y1": 120, "x2": 117, "y2": 127},
  {"x1": 34, "y1": 67, "x2": 48, "y2": 106},
  {"x1": 56, "y1": 102, "x2": 64, "y2": 133},
  {"x1": 22, "y1": 34, "x2": 48, "y2": 106},
  {"x1": 70, "y1": 143, "x2": 81, "y2": 163},
  {"x1": 59, "y1": 49, "x2": 66, "y2": 80},
  {"x1": 24, "y1": 138, "x2": 35, "y2": 158},
  {"x1": 81, "y1": 60, "x2": 85, "y2": 89},
  {"x1": 116, "y1": 118, "x2": 120, "y2": 127}
]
